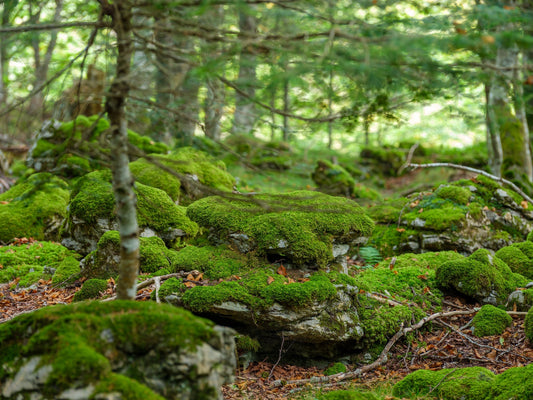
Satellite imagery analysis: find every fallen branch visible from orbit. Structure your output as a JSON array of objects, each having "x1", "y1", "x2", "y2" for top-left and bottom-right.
[
  {"x1": 406, "y1": 163, "x2": 533, "y2": 205},
  {"x1": 271, "y1": 309, "x2": 478, "y2": 387}
]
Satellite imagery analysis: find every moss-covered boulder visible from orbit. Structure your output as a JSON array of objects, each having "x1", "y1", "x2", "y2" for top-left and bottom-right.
[
  {"x1": 51, "y1": 256, "x2": 80, "y2": 285},
  {"x1": 472, "y1": 304, "x2": 512, "y2": 337},
  {"x1": 0, "y1": 241, "x2": 79, "y2": 288},
  {"x1": 507, "y1": 287, "x2": 533, "y2": 312},
  {"x1": 488, "y1": 363, "x2": 533, "y2": 399},
  {"x1": 311, "y1": 160, "x2": 381, "y2": 201},
  {"x1": 130, "y1": 147, "x2": 235, "y2": 205},
  {"x1": 495, "y1": 241, "x2": 533, "y2": 279},
  {"x1": 27, "y1": 116, "x2": 169, "y2": 178},
  {"x1": 72, "y1": 278, "x2": 108, "y2": 301},
  {"x1": 393, "y1": 367, "x2": 495, "y2": 399},
  {"x1": 0, "y1": 173, "x2": 70, "y2": 243},
  {"x1": 359, "y1": 146, "x2": 405, "y2": 177},
  {"x1": 223, "y1": 134, "x2": 293, "y2": 171},
  {"x1": 436, "y1": 249, "x2": 527, "y2": 305},
  {"x1": 0, "y1": 301, "x2": 235, "y2": 400},
  {"x1": 60, "y1": 169, "x2": 198, "y2": 255},
  {"x1": 187, "y1": 190, "x2": 374, "y2": 268},
  {"x1": 80, "y1": 230, "x2": 181, "y2": 279},
  {"x1": 367, "y1": 175, "x2": 533, "y2": 256}
]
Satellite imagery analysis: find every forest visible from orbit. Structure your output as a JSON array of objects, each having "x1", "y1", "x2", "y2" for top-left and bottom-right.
[{"x1": 0, "y1": 0, "x2": 533, "y2": 399}]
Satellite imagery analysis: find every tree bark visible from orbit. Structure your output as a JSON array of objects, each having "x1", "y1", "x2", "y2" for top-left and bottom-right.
[
  {"x1": 204, "y1": 77, "x2": 224, "y2": 141},
  {"x1": 101, "y1": 0, "x2": 140, "y2": 301},
  {"x1": 231, "y1": 8, "x2": 257, "y2": 136}
]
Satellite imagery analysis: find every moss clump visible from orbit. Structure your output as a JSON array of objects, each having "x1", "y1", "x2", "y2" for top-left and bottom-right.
[
  {"x1": 360, "y1": 146, "x2": 404, "y2": 177},
  {"x1": 0, "y1": 301, "x2": 214, "y2": 396},
  {"x1": 67, "y1": 169, "x2": 198, "y2": 237},
  {"x1": 235, "y1": 335, "x2": 261, "y2": 352},
  {"x1": 187, "y1": 191, "x2": 374, "y2": 267},
  {"x1": 366, "y1": 198, "x2": 407, "y2": 224},
  {"x1": 489, "y1": 364, "x2": 533, "y2": 400},
  {"x1": 472, "y1": 305, "x2": 512, "y2": 337},
  {"x1": 127, "y1": 129, "x2": 170, "y2": 154},
  {"x1": 401, "y1": 193, "x2": 467, "y2": 231},
  {"x1": 435, "y1": 184, "x2": 472, "y2": 206},
  {"x1": 393, "y1": 367, "x2": 495, "y2": 399},
  {"x1": 495, "y1": 243, "x2": 533, "y2": 279},
  {"x1": 130, "y1": 157, "x2": 181, "y2": 202},
  {"x1": 312, "y1": 160, "x2": 356, "y2": 197},
  {"x1": 175, "y1": 271, "x2": 338, "y2": 313},
  {"x1": 436, "y1": 249, "x2": 527, "y2": 304},
  {"x1": 168, "y1": 245, "x2": 249, "y2": 279},
  {"x1": 318, "y1": 389, "x2": 377, "y2": 400},
  {"x1": 526, "y1": 306, "x2": 533, "y2": 343},
  {"x1": 0, "y1": 173, "x2": 70, "y2": 242},
  {"x1": 51, "y1": 256, "x2": 81, "y2": 285},
  {"x1": 324, "y1": 362, "x2": 347, "y2": 376},
  {"x1": 73, "y1": 278, "x2": 108, "y2": 301}
]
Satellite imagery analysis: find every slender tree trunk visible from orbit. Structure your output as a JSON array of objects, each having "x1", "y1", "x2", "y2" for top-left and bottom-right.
[
  {"x1": 232, "y1": 9, "x2": 257, "y2": 135},
  {"x1": 485, "y1": 83, "x2": 503, "y2": 177},
  {"x1": 174, "y1": 72, "x2": 199, "y2": 145},
  {"x1": 282, "y1": 78, "x2": 289, "y2": 141},
  {"x1": 204, "y1": 77, "x2": 224, "y2": 141},
  {"x1": 101, "y1": 0, "x2": 139, "y2": 301},
  {"x1": 327, "y1": 70, "x2": 333, "y2": 149}
]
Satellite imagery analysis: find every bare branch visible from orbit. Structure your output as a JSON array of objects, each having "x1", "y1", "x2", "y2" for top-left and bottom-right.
[{"x1": 0, "y1": 21, "x2": 110, "y2": 34}]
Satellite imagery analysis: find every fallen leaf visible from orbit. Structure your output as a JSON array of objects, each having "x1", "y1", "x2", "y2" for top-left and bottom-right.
[
  {"x1": 396, "y1": 228, "x2": 406, "y2": 233},
  {"x1": 521, "y1": 200, "x2": 529, "y2": 209},
  {"x1": 184, "y1": 281, "x2": 196, "y2": 288},
  {"x1": 186, "y1": 274, "x2": 194, "y2": 281},
  {"x1": 277, "y1": 265, "x2": 287, "y2": 277},
  {"x1": 267, "y1": 276, "x2": 275, "y2": 285},
  {"x1": 194, "y1": 273, "x2": 204, "y2": 281},
  {"x1": 417, "y1": 274, "x2": 428, "y2": 280}
]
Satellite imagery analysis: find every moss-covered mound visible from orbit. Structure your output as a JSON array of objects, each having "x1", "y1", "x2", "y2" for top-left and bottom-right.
[
  {"x1": 495, "y1": 241, "x2": 533, "y2": 279},
  {"x1": 130, "y1": 147, "x2": 235, "y2": 205},
  {"x1": 0, "y1": 241, "x2": 79, "y2": 287},
  {"x1": 223, "y1": 134, "x2": 293, "y2": 171},
  {"x1": 359, "y1": 146, "x2": 405, "y2": 177},
  {"x1": 187, "y1": 190, "x2": 374, "y2": 267},
  {"x1": 62, "y1": 169, "x2": 198, "y2": 254},
  {"x1": 51, "y1": 256, "x2": 81, "y2": 285},
  {"x1": 472, "y1": 304, "x2": 512, "y2": 337},
  {"x1": 81, "y1": 231, "x2": 182, "y2": 278},
  {"x1": 393, "y1": 367, "x2": 495, "y2": 399},
  {"x1": 0, "y1": 301, "x2": 225, "y2": 399},
  {"x1": 0, "y1": 173, "x2": 70, "y2": 242},
  {"x1": 311, "y1": 160, "x2": 381, "y2": 201},
  {"x1": 436, "y1": 249, "x2": 527, "y2": 304},
  {"x1": 73, "y1": 278, "x2": 108, "y2": 301},
  {"x1": 27, "y1": 116, "x2": 169, "y2": 178},
  {"x1": 526, "y1": 306, "x2": 533, "y2": 343},
  {"x1": 317, "y1": 389, "x2": 378, "y2": 400}
]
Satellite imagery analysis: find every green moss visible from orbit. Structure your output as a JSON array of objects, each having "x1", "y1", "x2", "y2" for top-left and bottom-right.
[
  {"x1": 360, "y1": 146, "x2": 404, "y2": 177},
  {"x1": 68, "y1": 170, "x2": 115, "y2": 223},
  {"x1": 366, "y1": 198, "x2": 408, "y2": 223},
  {"x1": 311, "y1": 159, "x2": 356, "y2": 196},
  {"x1": 0, "y1": 301, "x2": 214, "y2": 395},
  {"x1": 468, "y1": 202, "x2": 483, "y2": 219},
  {"x1": 128, "y1": 129, "x2": 170, "y2": 154},
  {"x1": 235, "y1": 335, "x2": 261, "y2": 352},
  {"x1": 402, "y1": 194, "x2": 467, "y2": 231},
  {"x1": 393, "y1": 367, "x2": 495, "y2": 399},
  {"x1": 187, "y1": 191, "x2": 374, "y2": 267},
  {"x1": 31, "y1": 138, "x2": 56, "y2": 157},
  {"x1": 435, "y1": 185, "x2": 472, "y2": 205},
  {"x1": 489, "y1": 364, "x2": 533, "y2": 400},
  {"x1": 73, "y1": 278, "x2": 108, "y2": 301},
  {"x1": 318, "y1": 389, "x2": 377, "y2": 400},
  {"x1": 526, "y1": 306, "x2": 533, "y2": 343},
  {"x1": 472, "y1": 305, "x2": 512, "y2": 337},
  {"x1": 0, "y1": 173, "x2": 70, "y2": 242},
  {"x1": 51, "y1": 256, "x2": 81, "y2": 285},
  {"x1": 324, "y1": 362, "x2": 347, "y2": 376},
  {"x1": 130, "y1": 158, "x2": 181, "y2": 202},
  {"x1": 139, "y1": 236, "x2": 172, "y2": 274},
  {"x1": 495, "y1": 244, "x2": 533, "y2": 279}
]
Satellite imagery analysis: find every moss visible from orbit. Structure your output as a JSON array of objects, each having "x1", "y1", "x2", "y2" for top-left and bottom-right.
[
  {"x1": 73, "y1": 278, "x2": 108, "y2": 301},
  {"x1": 472, "y1": 305, "x2": 512, "y2": 337},
  {"x1": 436, "y1": 249, "x2": 526, "y2": 303},
  {"x1": 0, "y1": 301, "x2": 214, "y2": 395},
  {"x1": 0, "y1": 173, "x2": 70, "y2": 242},
  {"x1": 187, "y1": 191, "x2": 374, "y2": 267},
  {"x1": 31, "y1": 138, "x2": 56, "y2": 157},
  {"x1": 235, "y1": 335, "x2": 261, "y2": 352},
  {"x1": 312, "y1": 160, "x2": 356, "y2": 197},
  {"x1": 318, "y1": 389, "x2": 377, "y2": 400},
  {"x1": 360, "y1": 147, "x2": 404, "y2": 177},
  {"x1": 489, "y1": 363, "x2": 533, "y2": 400},
  {"x1": 324, "y1": 362, "x2": 347, "y2": 376},
  {"x1": 402, "y1": 194, "x2": 467, "y2": 231},
  {"x1": 130, "y1": 157, "x2": 181, "y2": 202},
  {"x1": 250, "y1": 155, "x2": 292, "y2": 171},
  {"x1": 393, "y1": 367, "x2": 495, "y2": 399},
  {"x1": 526, "y1": 306, "x2": 533, "y2": 343},
  {"x1": 68, "y1": 170, "x2": 116, "y2": 223},
  {"x1": 495, "y1": 244, "x2": 533, "y2": 279},
  {"x1": 127, "y1": 129, "x2": 169, "y2": 154},
  {"x1": 468, "y1": 202, "x2": 483, "y2": 219},
  {"x1": 435, "y1": 185, "x2": 472, "y2": 205},
  {"x1": 51, "y1": 256, "x2": 81, "y2": 285},
  {"x1": 139, "y1": 236, "x2": 172, "y2": 274}
]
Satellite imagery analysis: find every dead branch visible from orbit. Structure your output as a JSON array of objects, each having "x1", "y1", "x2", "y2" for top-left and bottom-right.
[
  {"x1": 271, "y1": 309, "x2": 478, "y2": 387},
  {"x1": 407, "y1": 163, "x2": 533, "y2": 205},
  {"x1": 0, "y1": 21, "x2": 109, "y2": 34}
]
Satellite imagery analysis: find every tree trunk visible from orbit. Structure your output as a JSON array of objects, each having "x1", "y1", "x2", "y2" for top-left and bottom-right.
[
  {"x1": 204, "y1": 77, "x2": 224, "y2": 141},
  {"x1": 485, "y1": 83, "x2": 503, "y2": 177},
  {"x1": 102, "y1": 0, "x2": 140, "y2": 301},
  {"x1": 232, "y1": 9, "x2": 257, "y2": 136},
  {"x1": 282, "y1": 78, "x2": 290, "y2": 141},
  {"x1": 174, "y1": 71, "x2": 199, "y2": 146}
]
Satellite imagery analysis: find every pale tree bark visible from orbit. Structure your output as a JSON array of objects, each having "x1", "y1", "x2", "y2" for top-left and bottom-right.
[
  {"x1": 27, "y1": 0, "x2": 63, "y2": 115},
  {"x1": 100, "y1": 0, "x2": 139, "y2": 301},
  {"x1": 232, "y1": 8, "x2": 257, "y2": 136}
]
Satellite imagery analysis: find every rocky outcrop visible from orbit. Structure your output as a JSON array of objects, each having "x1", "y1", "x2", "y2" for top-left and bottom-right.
[{"x1": 0, "y1": 301, "x2": 235, "y2": 400}]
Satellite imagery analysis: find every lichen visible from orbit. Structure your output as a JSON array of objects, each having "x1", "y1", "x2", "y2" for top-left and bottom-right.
[
  {"x1": 472, "y1": 305, "x2": 512, "y2": 337},
  {"x1": 186, "y1": 190, "x2": 374, "y2": 267}
]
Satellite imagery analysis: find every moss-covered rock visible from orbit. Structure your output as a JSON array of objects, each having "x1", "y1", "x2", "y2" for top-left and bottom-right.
[
  {"x1": 61, "y1": 169, "x2": 198, "y2": 255},
  {"x1": 0, "y1": 301, "x2": 235, "y2": 399},
  {"x1": 0, "y1": 173, "x2": 70, "y2": 242},
  {"x1": 187, "y1": 190, "x2": 374, "y2": 268},
  {"x1": 436, "y1": 249, "x2": 527, "y2": 304},
  {"x1": 488, "y1": 363, "x2": 533, "y2": 400},
  {"x1": 526, "y1": 306, "x2": 533, "y2": 344},
  {"x1": 26, "y1": 116, "x2": 169, "y2": 178},
  {"x1": 72, "y1": 278, "x2": 108, "y2": 301},
  {"x1": 495, "y1": 242, "x2": 533, "y2": 279},
  {"x1": 472, "y1": 304, "x2": 512, "y2": 337},
  {"x1": 360, "y1": 146, "x2": 405, "y2": 177},
  {"x1": 393, "y1": 367, "x2": 495, "y2": 399},
  {"x1": 51, "y1": 256, "x2": 81, "y2": 285}
]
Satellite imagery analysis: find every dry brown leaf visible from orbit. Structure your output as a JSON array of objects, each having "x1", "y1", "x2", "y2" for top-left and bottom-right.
[
  {"x1": 487, "y1": 350, "x2": 497, "y2": 360},
  {"x1": 277, "y1": 265, "x2": 287, "y2": 277},
  {"x1": 521, "y1": 200, "x2": 529, "y2": 209},
  {"x1": 186, "y1": 274, "x2": 194, "y2": 281},
  {"x1": 194, "y1": 273, "x2": 204, "y2": 281},
  {"x1": 396, "y1": 228, "x2": 406, "y2": 233},
  {"x1": 184, "y1": 281, "x2": 196, "y2": 288},
  {"x1": 267, "y1": 276, "x2": 275, "y2": 285}
]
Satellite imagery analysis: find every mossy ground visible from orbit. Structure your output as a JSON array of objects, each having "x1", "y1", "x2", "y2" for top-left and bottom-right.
[
  {"x1": 186, "y1": 190, "x2": 374, "y2": 267},
  {"x1": 0, "y1": 301, "x2": 215, "y2": 397}
]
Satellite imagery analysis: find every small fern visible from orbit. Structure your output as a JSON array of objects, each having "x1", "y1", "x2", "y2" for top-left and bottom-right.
[{"x1": 358, "y1": 246, "x2": 382, "y2": 269}]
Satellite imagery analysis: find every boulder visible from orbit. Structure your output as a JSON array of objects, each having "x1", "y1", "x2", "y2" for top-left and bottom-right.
[{"x1": 0, "y1": 301, "x2": 235, "y2": 400}]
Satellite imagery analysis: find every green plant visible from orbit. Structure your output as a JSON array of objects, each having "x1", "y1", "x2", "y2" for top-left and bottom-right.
[{"x1": 358, "y1": 246, "x2": 382, "y2": 269}]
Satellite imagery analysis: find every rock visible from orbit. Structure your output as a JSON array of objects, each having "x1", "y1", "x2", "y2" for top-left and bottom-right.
[
  {"x1": 0, "y1": 301, "x2": 235, "y2": 400},
  {"x1": 507, "y1": 288, "x2": 533, "y2": 312}
]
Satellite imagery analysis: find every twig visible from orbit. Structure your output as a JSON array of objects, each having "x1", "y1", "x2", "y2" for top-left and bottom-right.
[
  {"x1": 367, "y1": 292, "x2": 404, "y2": 307},
  {"x1": 268, "y1": 333, "x2": 285, "y2": 380},
  {"x1": 271, "y1": 309, "x2": 478, "y2": 387},
  {"x1": 427, "y1": 368, "x2": 457, "y2": 395},
  {"x1": 398, "y1": 143, "x2": 419, "y2": 175},
  {"x1": 407, "y1": 163, "x2": 533, "y2": 205}
]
